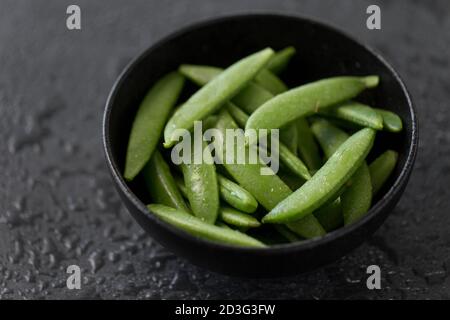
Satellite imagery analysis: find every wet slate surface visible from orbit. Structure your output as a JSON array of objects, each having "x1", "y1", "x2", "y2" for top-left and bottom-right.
[{"x1": 0, "y1": 0, "x2": 449, "y2": 299}]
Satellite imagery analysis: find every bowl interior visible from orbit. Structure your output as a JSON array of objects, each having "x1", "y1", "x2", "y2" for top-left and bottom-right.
[{"x1": 105, "y1": 14, "x2": 415, "y2": 249}]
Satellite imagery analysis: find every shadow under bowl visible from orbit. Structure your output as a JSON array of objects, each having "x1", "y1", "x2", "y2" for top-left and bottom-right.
[{"x1": 103, "y1": 14, "x2": 418, "y2": 278}]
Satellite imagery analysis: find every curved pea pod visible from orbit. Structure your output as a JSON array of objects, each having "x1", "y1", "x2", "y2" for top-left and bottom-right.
[
  {"x1": 314, "y1": 198, "x2": 343, "y2": 232},
  {"x1": 142, "y1": 151, "x2": 190, "y2": 213},
  {"x1": 369, "y1": 150, "x2": 398, "y2": 196},
  {"x1": 214, "y1": 110, "x2": 325, "y2": 238},
  {"x1": 266, "y1": 46, "x2": 296, "y2": 74},
  {"x1": 296, "y1": 117, "x2": 322, "y2": 171},
  {"x1": 263, "y1": 128, "x2": 376, "y2": 224},
  {"x1": 320, "y1": 101, "x2": 384, "y2": 130},
  {"x1": 148, "y1": 204, "x2": 266, "y2": 248},
  {"x1": 179, "y1": 64, "x2": 274, "y2": 114},
  {"x1": 164, "y1": 48, "x2": 274, "y2": 147},
  {"x1": 219, "y1": 207, "x2": 261, "y2": 228},
  {"x1": 311, "y1": 118, "x2": 373, "y2": 225},
  {"x1": 375, "y1": 108, "x2": 403, "y2": 132},
  {"x1": 124, "y1": 72, "x2": 184, "y2": 181},
  {"x1": 245, "y1": 76, "x2": 379, "y2": 135},
  {"x1": 181, "y1": 142, "x2": 219, "y2": 224},
  {"x1": 217, "y1": 174, "x2": 259, "y2": 213}
]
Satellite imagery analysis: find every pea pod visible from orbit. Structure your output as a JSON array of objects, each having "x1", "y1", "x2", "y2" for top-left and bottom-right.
[
  {"x1": 311, "y1": 119, "x2": 373, "y2": 225},
  {"x1": 311, "y1": 118, "x2": 350, "y2": 158},
  {"x1": 245, "y1": 76, "x2": 379, "y2": 134},
  {"x1": 375, "y1": 108, "x2": 403, "y2": 132},
  {"x1": 179, "y1": 64, "x2": 276, "y2": 114},
  {"x1": 369, "y1": 150, "x2": 398, "y2": 196},
  {"x1": 263, "y1": 128, "x2": 375, "y2": 224},
  {"x1": 142, "y1": 151, "x2": 190, "y2": 213},
  {"x1": 181, "y1": 141, "x2": 219, "y2": 224},
  {"x1": 217, "y1": 174, "x2": 259, "y2": 213},
  {"x1": 219, "y1": 207, "x2": 261, "y2": 228},
  {"x1": 215, "y1": 110, "x2": 325, "y2": 238},
  {"x1": 320, "y1": 101, "x2": 384, "y2": 130},
  {"x1": 164, "y1": 48, "x2": 274, "y2": 147},
  {"x1": 255, "y1": 69, "x2": 288, "y2": 94},
  {"x1": 314, "y1": 198, "x2": 343, "y2": 232},
  {"x1": 280, "y1": 123, "x2": 298, "y2": 155},
  {"x1": 148, "y1": 204, "x2": 265, "y2": 247},
  {"x1": 177, "y1": 169, "x2": 259, "y2": 214},
  {"x1": 124, "y1": 72, "x2": 184, "y2": 181},
  {"x1": 227, "y1": 104, "x2": 311, "y2": 181},
  {"x1": 296, "y1": 117, "x2": 322, "y2": 171},
  {"x1": 274, "y1": 225, "x2": 300, "y2": 243},
  {"x1": 266, "y1": 46, "x2": 296, "y2": 74}
]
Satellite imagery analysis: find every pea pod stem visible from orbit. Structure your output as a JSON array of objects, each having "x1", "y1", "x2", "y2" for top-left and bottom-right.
[
  {"x1": 125, "y1": 72, "x2": 184, "y2": 181},
  {"x1": 263, "y1": 128, "x2": 376, "y2": 224},
  {"x1": 164, "y1": 48, "x2": 274, "y2": 147},
  {"x1": 148, "y1": 204, "x2": 266, "y2": 247}
]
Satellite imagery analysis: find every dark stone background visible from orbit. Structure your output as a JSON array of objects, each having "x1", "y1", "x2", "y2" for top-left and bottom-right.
[{"x1": 0, "y1": 0, "x2": 449, "y2": 299}]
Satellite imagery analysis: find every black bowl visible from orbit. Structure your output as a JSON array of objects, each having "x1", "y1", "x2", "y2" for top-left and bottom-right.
[{"x1": 103, "y1": 14, "x2": 418, "y2": 277}]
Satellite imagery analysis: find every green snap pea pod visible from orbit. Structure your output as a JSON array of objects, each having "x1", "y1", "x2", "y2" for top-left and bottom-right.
[
  {"x1": 179, "y1": 64, "x2": 274, "y2": 114},
  {"x1": 164, "y1": 48, "x2": 274, "y2": 147},
  {"x1": 311, "y1": 118, "x2": 350, "y2": 158},
  {"x1": 296, "y1": 117, "x2": 322, "y2": 171},
  {"x1": 341, "y1": 164, "x2": 372, "y2": 224},
  {"x1": 245, "y1": 76, "x2": 379, "y2": 135},
  {"x1": 369, "y1": 150, "x2": 398, "y2": 196},
  {"x1": 227, "y1": 104, "x2": 311, "y2": 181},
  {"x1": 181, "y1": 141, "x2": 219, "y2": 224},
  {"x1": 274, "y1": 225, "x2": 300, "y2": 242},
  {"x1": 217, "y1": 173, "x2": 259, "y2": 213},
  {"x1": 175, "y1": 176, "x2": 188, "y2": 199},
  {"x1": 255, "y1": 69, "x2": 288, "y2": 94},
  {"x1": 311, "y1": 119, "x2": 373, "y2": 225},
  {"x1": 177, "y1": 169, "x2": 258, "y2": 213},
  {"x1": 319, "y1": 101, "x2": 384, "y2": 130},
  {"x1": 280, "y1": 123, "x2": 298, "y2": 155},
  {"x1": 142, "y1": 151, "x2": 190, "y2": 213},
  {"x1": 278, "y1": 171, "x2": 306, "y2": 190},
  {"x1": 375, "y1": 108, "x2": 403, "y2": 132},
  {"x1": 314, "y1": 198, "x2": 343, "y2": 232},
  {"x1": 215, "y1": 110, "x2": 325, "y2": 238},
  {"x1": 216, "y1": 221, "x2": 232, "y2": 229},
  {"x1": 148, "y1": 204, "x2": 265, "y2": 247},
  {"x1": 219, "y1": 207, "x2": 261, "y2": 228},
  {"x1": 124, "y1": 72, "x2": 184, "y2": 181},
  {"x1": 263, "y1": 128, "x2": 375, "y2": 224},
  {"x1": 266, "y1": 46, "x2": 296, "y2": 74}
]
